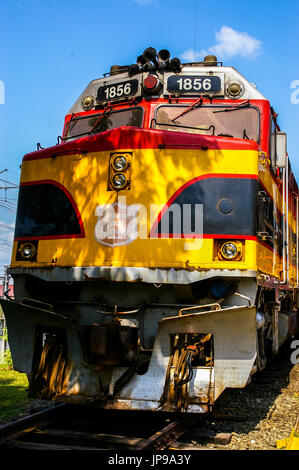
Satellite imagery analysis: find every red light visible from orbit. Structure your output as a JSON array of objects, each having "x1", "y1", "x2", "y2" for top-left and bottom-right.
[{"x1": 143, "y1": 74, "x2": 159, "y2": 90}]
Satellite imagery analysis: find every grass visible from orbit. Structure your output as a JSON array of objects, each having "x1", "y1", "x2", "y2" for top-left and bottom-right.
[{"x1": 0, "y1": 364, "x2": 31, "y2": 423}]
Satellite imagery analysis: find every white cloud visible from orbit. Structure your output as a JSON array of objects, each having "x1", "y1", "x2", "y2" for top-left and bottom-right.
[
  {"x1": 181, "y1": 26, "x2": 262, "y2": 62},
  {"x1": 181, "y1": 48, "x2": 202, "y2": 62}
]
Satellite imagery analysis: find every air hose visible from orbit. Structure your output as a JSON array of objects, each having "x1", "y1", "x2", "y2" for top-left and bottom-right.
[{"x1": 174, "y1": 345, "x2": 197, "y2": 387}]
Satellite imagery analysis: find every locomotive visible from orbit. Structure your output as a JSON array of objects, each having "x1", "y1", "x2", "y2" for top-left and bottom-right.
[{"x1": 1, "y1": 47, "x2": 298, "y2": 413}]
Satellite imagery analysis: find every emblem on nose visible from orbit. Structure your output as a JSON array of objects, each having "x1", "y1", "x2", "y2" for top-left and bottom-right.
[{"x1": 95, "y1": 198, "x2": 139, "y2": 247}]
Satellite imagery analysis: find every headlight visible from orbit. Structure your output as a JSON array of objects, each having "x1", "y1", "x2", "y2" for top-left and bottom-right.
[
  {"x1": 225, "y1": 80, "x2": 244, "y2": 98},
  {"x1": 112, "y1": 173, "x2": 127, "y2": 189},
  {"x1": 220, "y1": 242, "x2": 238, "y2": 260},
  {"x1": 20, "y1": 243, "x2": 36, "y2": 260},
  {"x1": 81, "y1": 95, "x2": 94, "y2": 110},
  {"x1": 112, "y1": 155, "x2": 128, "y2": 171}
]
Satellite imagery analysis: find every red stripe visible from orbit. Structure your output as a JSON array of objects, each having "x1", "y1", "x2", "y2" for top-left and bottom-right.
[
  {"x1": 14, "y1": 234, "x2": 85, "y2": 241},
  {"x1": 151, "y1": 233, "x2": 257, "y2": 240},
  {"x1": 16, "y1": 180, "x2": 85, "y2": 240},
  {"x1": 22, "y1": 127, "x2": 259, "y2": 162},
  {"x1": 150, "y1": 173, "x2": 258, "y2": 237}
]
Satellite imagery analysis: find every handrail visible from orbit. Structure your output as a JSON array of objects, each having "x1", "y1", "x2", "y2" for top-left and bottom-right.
[
  {"x1": 179, "y1": 303, "x2": 221, "y2": 316},
  {"x1": 281, "y1": 166, "x2": 286, "y2": 283},
  {"x1": 281, "y1": 159, "x2": 289, "y2": 284},
  {"x1": 286, "y1": 157, "x2": 289, "y2": 283}
]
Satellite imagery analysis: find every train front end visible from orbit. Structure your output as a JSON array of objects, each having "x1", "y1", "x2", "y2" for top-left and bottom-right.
[{"x1": 1, "y1": 49, "x2": 267, "y2": 412}]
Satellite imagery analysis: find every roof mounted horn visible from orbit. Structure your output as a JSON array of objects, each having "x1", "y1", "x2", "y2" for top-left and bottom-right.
[
  {"x1": 170, "y1": 57, "x2": 181, "y2": 73},
  {"x1": 158, "y1": 49, "x2": 170, "y2": 65},
  {"x1": 142, "y1": 47, "x2": 159, "y2": 68}
]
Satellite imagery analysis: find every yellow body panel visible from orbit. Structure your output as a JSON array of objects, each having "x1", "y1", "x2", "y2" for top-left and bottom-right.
[
  {"x1": 258, "y1": 163, "x2": 297, "y2": 285},
  {"x1": 13, "y1": 147, "x2": 259, "y2": 272}
]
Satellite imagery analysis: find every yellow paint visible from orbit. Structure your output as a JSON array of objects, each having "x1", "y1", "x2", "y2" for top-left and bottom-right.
[
  {"x1": 16, "y1": 150, "x2": 288, "y2": 290},
  {"x1": 12, "y1": 146, "x2": 298, "y2": 286},
  {"x1": 258, "y1": 160, "x2": 297, "y2": 285},
  {"x1": 12, "y1": 147, "x2": 260, "y2": 273},
  {"x1": 277, "y1": 416, "x2": 299, "y2": 450}
]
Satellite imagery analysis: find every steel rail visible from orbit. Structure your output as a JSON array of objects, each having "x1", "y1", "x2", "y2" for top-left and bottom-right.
[
  {"x1": 0, "y1": 403, "x2": 66, "y2": 441},
  {"x1": 0, "y1": 405, "x2": 191, "y2": 451}
]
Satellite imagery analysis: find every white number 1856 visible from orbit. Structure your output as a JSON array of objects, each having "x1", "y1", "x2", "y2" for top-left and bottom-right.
[
  {"x1": 104, "y1": 82, "x2": 132, "y2": 99},
  {"x1": 176, "y1": 77, "x2": 212, "y2": 91}
]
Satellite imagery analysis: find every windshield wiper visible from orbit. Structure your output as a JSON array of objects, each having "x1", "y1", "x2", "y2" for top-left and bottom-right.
[
  {"x1": 62, "y1": 106, "x2": 113, "y2": 141},
  {"x1": 156, "y1": 121, "x2": 215, "y2": 135},
  {"x1": 63, "y1": 113, "x2": 75, "y2": 139},
  {"x1": 171, "y1": 96, "x2": 203, "y2": 122},
  {"x1": 213, "y1": 100, "x2": 250, "y2": 113},
  {"x1": 243, "y1": 129, "x2": 250, "y2": 140},
  {"x1": 88, "y1": 104, "x2": 112, "y2": 134}
]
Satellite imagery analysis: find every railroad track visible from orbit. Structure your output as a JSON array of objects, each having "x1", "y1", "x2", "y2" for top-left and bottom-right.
[
  {"x1": 0, "y1": 404, "x2": 194, "y2": 450},
  {"x1": 1, "y1": 338, "x2": 296, "y2": 451}
]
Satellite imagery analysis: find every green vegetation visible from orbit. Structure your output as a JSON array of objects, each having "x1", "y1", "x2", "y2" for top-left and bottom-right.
[
  {"x1": 0, "y1": 327, "x2": 12, "y2": 369},
  {"x1": 0, "y1": 326, "x2": 31, "y2": 423},
  {"x1": 0, "y1": 364, "x2": 30, "y2": 423}
]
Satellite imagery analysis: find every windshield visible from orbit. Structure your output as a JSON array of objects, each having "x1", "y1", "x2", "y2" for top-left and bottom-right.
[
  {"x1": 63, "y1": 107, "x2": 143, "y2": 140},
  {"x1": 155, "y1": 104, "x2": 259, "y2": 141}
]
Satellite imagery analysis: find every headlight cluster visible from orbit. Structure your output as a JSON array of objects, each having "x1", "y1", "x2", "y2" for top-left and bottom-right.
[{"x1": 109, "y1": 153, "x2": 132, "y2": 190}]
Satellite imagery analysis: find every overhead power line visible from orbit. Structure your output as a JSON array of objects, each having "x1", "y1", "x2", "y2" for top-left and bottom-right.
[{"x1": 0, "y1": 223, "x2": 14, "y2": 231}]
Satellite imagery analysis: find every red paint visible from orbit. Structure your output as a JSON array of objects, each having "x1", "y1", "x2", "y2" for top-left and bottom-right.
[
  {"x1": 23, "y1": 127, "x2": 259, "y2": 163},
  {"x1": 15, "y1": 234, "x2": 85, "y2": 241},
  {"x1": 150, "y1": 233, "x2": 257, "y2": 240},
  {"x1": 24, "y1": 98, "x2": 272, "y2": 163}
]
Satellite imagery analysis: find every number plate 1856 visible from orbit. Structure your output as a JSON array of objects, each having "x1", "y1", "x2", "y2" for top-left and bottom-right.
[
  {"x1": 97, "y1": 79, "x2": 139, "y2": 102},
  {"x1": 167, "y1": 75, "x2": 221, "y2": 94}
]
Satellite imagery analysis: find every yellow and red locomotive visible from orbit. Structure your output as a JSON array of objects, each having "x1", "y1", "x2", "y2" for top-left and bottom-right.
[{"x1": 1, "y1": 47, "x2": 298, "y2": 413}]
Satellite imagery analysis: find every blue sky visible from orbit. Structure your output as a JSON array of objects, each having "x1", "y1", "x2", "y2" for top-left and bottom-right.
[{"x1": 1, "y1": 0, "x2": 299, "y2": 271}]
